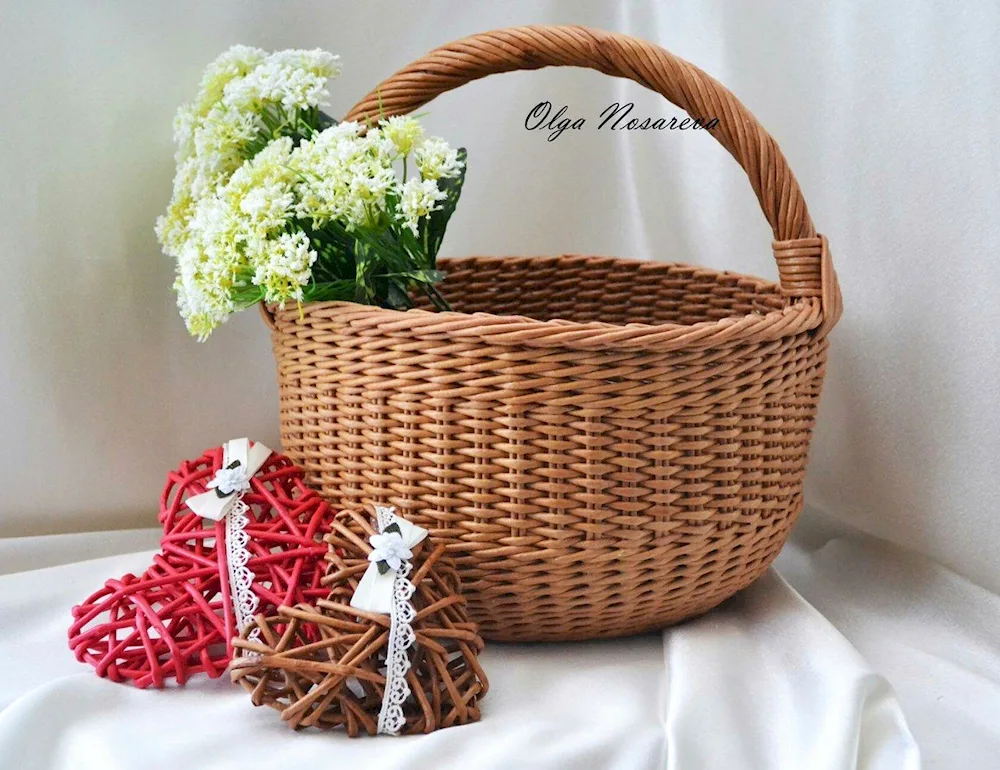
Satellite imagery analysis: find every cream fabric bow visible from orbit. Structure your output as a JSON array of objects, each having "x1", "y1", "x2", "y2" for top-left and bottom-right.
[
  {"x1": 185, "y1": 438, "x2": 272, "y2": 521},
  {"x1": 350, "y1": 506, "x2": 428, "y2": 614}
]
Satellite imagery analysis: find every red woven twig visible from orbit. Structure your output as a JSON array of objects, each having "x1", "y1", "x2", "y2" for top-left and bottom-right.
[{"x1": 68, "y1": 446, "x2": 332, "y2": 689}]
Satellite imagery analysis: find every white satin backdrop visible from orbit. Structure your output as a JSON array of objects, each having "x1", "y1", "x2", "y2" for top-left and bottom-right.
[
  {"x1": 2, "y1": 0, "x2": 998, "y2": 596},
  {"x1": 0, "y1": 526, "x2": 935, "y2": 770},
  {"x1": 2, "y1": 0, "x2": 1000, "y2": 767}
]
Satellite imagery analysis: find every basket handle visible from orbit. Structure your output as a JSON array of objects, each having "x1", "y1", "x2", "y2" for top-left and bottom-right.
[{"x1": 344, "y1": 25, "x2": 841, "y2": 335}]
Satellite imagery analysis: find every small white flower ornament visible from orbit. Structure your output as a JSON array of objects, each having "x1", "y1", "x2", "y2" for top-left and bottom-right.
[
  {"x1": 206, "y1": 463, "x2": 251, "y2": 497},
  {"x1": 350, "y1": 508, "x2": 428, "y2": 614},
  {"x1": 368, "y1": 530, "x2": 413, "y2": 574}
]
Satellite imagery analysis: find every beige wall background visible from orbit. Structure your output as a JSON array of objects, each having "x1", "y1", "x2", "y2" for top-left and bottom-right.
[{"x1": 1, "y1": 1, "x2": 998, "y2": 593}]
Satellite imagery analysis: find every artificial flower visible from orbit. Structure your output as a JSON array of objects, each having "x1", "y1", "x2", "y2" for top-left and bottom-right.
[
  {"x1": 156, "y1": 46, "x2": 467, "y2": 339},
  {"x1": 398, "y1": 177, "x2": 448, "y2": 235},
  {"x1": 414, "y1": 136, "x2": 464, "y2": 181},
  {"x1": 207, "y1": 465, "x2": 251, "y2": 496},
  {"x1": 368, "y1": 531, "x2": 413, "y2": 573},
  {"x1": 381, "y1": 115, "x2": 424, "y2": 156}
]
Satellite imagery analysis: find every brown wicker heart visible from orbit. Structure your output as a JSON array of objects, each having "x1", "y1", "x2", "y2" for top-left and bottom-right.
[{"x1": 230, "y1": 508, "x2": 489, "y2": 735}]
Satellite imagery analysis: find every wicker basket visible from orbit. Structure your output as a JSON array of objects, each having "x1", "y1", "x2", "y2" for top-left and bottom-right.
[{"x1": 263, "y1": 26, "x2": 842, "y2": 641}]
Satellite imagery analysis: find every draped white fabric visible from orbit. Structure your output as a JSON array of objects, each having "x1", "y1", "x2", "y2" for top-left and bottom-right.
[
  {"x1": 2, "y1": 1, "x2": 999, "y2": 767},
  {"x1": 9, "y1": 522, "x2": 1000, "y2": 769}
]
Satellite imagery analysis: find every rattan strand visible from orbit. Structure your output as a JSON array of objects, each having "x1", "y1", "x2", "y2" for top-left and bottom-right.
[
  {"x1": 266, "y1": 26, "x2": 841, "y2": 640},
  {"x1": 231, "y1": 509, "x2": 487, "y2": 734}
]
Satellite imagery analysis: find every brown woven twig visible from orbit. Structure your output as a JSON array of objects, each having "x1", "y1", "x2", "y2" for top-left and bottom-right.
[
  {"x1": 231, "y1": 509, "x2": 488, "y2": 735},
  {"x1": 266, "y1": 27, "x2": 842, "y2": 642}
]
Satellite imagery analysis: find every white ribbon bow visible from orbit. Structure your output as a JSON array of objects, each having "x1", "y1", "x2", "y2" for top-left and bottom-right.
[
  {"x1": 349, "y1": 506, "x2": 429, "y2": 735},
  {"x1": 185, "y1": 437, "x2": 272, "y2": 647},
  {"x1": 186, "y1": 438, "x2": 272, "y2": 521},
  {"x1": 350, "y1": 506, "x2": 428, "y2": 614}
]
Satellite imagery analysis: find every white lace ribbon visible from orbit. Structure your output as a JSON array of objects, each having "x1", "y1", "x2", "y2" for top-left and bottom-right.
[
  {"x1": 186, "y1": 437, "x2": 272, "y2": 648},
  {"x1": 350, "y1": 506, "x2": 428, "y2": 736}
]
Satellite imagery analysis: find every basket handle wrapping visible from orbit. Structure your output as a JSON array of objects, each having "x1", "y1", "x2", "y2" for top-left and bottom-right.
[{"x1": 344, "y1": 25, "x2": 841, "y2": 335}]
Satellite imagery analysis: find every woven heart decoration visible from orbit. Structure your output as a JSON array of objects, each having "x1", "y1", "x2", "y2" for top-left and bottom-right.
[
  {"x1": 230, "y1": 507, "x2": 489, "y2": 735},
  {"x1": 68, "y1": 441, "x2": 331, "y2": 689}
]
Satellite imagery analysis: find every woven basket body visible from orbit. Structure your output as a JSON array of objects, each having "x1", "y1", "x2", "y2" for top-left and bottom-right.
[{"x1": 266, "y1": 26, "x2": 842, "y2": 641}]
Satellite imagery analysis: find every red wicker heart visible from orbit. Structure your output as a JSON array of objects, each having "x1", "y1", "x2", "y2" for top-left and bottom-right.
[{"x1": 68, "y1": 445, "x2": 332, "y2": 688}]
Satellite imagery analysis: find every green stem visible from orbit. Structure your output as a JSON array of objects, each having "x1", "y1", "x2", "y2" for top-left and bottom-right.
[{"x1": 424, "y1": 282, "x2": 451, "y2": 312}]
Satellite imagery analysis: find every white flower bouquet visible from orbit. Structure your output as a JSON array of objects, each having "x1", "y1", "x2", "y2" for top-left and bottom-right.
[{"x1": 155, "y1": 46, "x2": 466, "y2": 339}]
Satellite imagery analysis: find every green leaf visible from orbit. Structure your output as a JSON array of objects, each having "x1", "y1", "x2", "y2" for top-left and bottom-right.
[
  {"x1": 230, "y1": 285, "x2": 267, "y2": 309},
  {"x1": 291, "y1": 160, "x2": 459, "y2": 312},
  {"x1": 423, "y1": 148, "x2": 468, "y2": 266},
  {"x1": 301, "y1": 280, "x2": 358, "y2": 302},
  {"x1": 376, "y1": 560, "x2": 391, "y2": 575},
  {"x1": 385, "y1": 281, "x2": 413, "y2": 310},
  {"x1": 317, "y1": 110, "x2": 337, "y2": 131},
  {"x1": 384, "y1": 269, "x2": 446, "y2": 284},
  {"x1": 383, "y1": 522, "x2": 402, "y2": 535}
]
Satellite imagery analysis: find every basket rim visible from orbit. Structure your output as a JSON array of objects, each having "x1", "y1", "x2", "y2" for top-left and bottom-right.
[{"x1": 268, "y1": 253, "x2": 824, "y2": 353}]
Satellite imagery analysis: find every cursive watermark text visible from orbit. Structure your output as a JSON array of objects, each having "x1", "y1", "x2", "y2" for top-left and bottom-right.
[{"x1": 525, "y1": 101, "x2": 719, "y2": 142}]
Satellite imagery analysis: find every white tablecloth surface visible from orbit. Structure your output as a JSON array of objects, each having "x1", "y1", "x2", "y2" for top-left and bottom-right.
[{"x1": 1, "y1": 519, "x2": 996, "y2": 769}]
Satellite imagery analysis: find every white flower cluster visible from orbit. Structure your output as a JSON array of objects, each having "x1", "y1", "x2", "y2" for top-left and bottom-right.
[
  {"x1": 292, "y1": 119, "x2": 463, "y2": 236},
  {"x1": 293, "y1": 121, "x2": 397, "y2": 229},
  {"x1": 156, "y1": 46, "x2": 338, "y2": 338},
  {"x1": 155, "y1": 46, "x2": 463, "y2": 340},
  {"x1": 222, "y1": 48, "x2": 341, "y2": 112}
]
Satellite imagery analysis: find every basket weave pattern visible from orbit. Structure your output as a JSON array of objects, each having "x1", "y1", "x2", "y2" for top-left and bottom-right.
[
  {"x1": 271, "y1": 256, "x2": 831, "y2": 640},
  {"x1": 266, "y1": 26, "x2": 842, "y2": 641}
]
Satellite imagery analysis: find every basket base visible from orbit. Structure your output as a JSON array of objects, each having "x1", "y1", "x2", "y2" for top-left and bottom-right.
[{"x1": 455, "y1": 504, "x2": 798, "y2": 641}]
